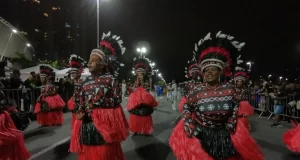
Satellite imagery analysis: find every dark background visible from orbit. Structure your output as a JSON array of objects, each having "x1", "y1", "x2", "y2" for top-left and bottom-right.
[{"x1": 1, "y1": 0, "x2": 300, "y2": 82}]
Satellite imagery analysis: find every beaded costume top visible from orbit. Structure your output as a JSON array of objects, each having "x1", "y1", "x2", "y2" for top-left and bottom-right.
[
  {"x1": 40, "y1": 82, "x2": 56, "y2": 96},
  {"x1": 76, "y1": 74, "x2": 121, "y2": 110},
  {"x1": 183, "y1": 82, "x2": 239, "y2": 137},
  {"x1": 235, "y1": 87, "x2": 249, "y2": 101},
  {"x1": 184, "y1": 79, "x2": 202, "y2": 96}
]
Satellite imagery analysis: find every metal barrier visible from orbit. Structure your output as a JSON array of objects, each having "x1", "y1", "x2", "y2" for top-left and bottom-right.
[
  {"x1": 1, "y1": 87, "x2": 72, "y2": 113},
  {"x1": 248, "y1": 94, "x2": 300, "y2": 120}
]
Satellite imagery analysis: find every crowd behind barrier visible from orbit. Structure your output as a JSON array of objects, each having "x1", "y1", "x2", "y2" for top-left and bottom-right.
[
  {"x1": 249, "y1": 94, "x2": 300, "y2": 121},
  {"x1": 3, "y1": 88, "x2": 300, "y2": 123}
]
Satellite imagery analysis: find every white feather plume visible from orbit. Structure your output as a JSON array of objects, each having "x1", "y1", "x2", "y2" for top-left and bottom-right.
[
  {"x1": 235, "y1": 66, "x2": 245, "y2": 71},
  {"x1": 195, "y1": 43, "x2": 198, "y2": 52},
  {"x1": 204, "y1": 32, "x2": 211, "y2": 40},
  {"x1": 216, "y1": 31, "x2": 222, "y2": 37},
  {"x1": 120, "y1": 63, "x2": 124, "y2": 66}
]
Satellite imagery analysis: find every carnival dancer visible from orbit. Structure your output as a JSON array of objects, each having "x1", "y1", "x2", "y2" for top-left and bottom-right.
[
  {"x1": 127, "y1": 57, "x2": 158, "y2": 135},
  {"x1": 33, "y1": 65, "x2": 65, "y2": 127},
  {"x1": 178, "y1": 58, "x2": 201, "y2": 112},
  {"x1": 169, "y1": 31, "x2": 263, "y2": 160},
  {"x1": 70, "y1": 31, "x2": 129, "y2": 160},
  {"x1": 234, "y1": 63, "x2": 254, "y2": 131},
  {"x1": 0, "y1": 91, "x2": 31, "y2": 160},
  {"x1": 67, "y1": 54, "x2": 84, "y2": 128}
]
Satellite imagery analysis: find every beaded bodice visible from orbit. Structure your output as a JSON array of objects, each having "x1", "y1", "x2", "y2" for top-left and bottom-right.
[
  {"x1": 235, "y1": 87, "x2": 249, "y2": 101},
  {"x1": 184, "y1": 79, "x2": 202, "y2": 95},
  {"x1": 183, "y1": 83, "x2": 239, "y2": 138},
  {"x1": 40, "y1": 82, "x2": 56, "y2": 96},
  {"x1": 77, "y1": 74, "x2": 121, "y2": 109}
]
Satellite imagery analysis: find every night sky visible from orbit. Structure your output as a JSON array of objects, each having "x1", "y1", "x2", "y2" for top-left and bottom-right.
[{"x1": 2, "y1": 0, "x2": 300, "y2": 82}]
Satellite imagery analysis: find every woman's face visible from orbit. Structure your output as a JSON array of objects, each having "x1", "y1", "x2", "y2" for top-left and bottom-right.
[
  {"x1": 203, "y1": 66, "x2": 221, "y2": 83},
  {"x1": 191, "y1": 71, "x2": 199, "y2": 79},
  {"x1": 40, "y1": 76, "x2": 47, "y2": 83},
  {"x1": 70, "y1": 71, "x2": 79, "y2": 80},
  {"x1": 137, "y1": 73, "x2": 144, "y2": 81},
  {"x1": 88, "y1": 54, "x2": 103, "y2": 73},
  {"x1": 236, "y1": 80, "x2": 244, "y2": 88}
]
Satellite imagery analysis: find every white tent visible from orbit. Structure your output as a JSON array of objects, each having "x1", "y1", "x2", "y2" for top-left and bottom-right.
[
  {"x1": 56, "y1": 68, "x2": 91, "y2": 79},
  {"x1": 19, "y1": 65, "x2": 58, "y2": 81}
]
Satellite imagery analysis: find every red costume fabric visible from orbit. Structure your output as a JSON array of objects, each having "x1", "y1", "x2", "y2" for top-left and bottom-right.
[
  {"x1": 236, "y1": 88, "x2": 254, "y2": 130},
  {"x1": 70, "y1": 74, "x2": 129, "y2": 160},
  {"x1": 0, "y1": 91, "x2": 30, "y2": 160},
  {"x1": 283, "y1": 119, "x2": 300, "y2": 153},
  {"x1": 68, "y1": 79, "x2": 82, "y2": 128},
  {"x1": 127, "y1": 82, "x2": 158, "y2": 134},
  {"x1": 34, "y1": 82, "x2": 65, "y2": 126}
]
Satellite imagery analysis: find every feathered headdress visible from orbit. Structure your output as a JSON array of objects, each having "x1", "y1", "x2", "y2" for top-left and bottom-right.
[
  {"x1": 39, "y1": 65, "x2": 53, "y2": 78},
  {"x1": 132, "y1": 57, "x2": 152, "y2": 76},
  {"x1": 194, "y1": 31, "x2": 245, "y2": 77},
  {"x1": 234, "y1": 61, "x2": 248, "y2": 82},
  {"x1": 91, "y1": 31, "x2": 125, "y2": 77},
  {"x1": 184, "y1": 56, "x2": 200, "y2": 78},
  {"x1": 69, "y1": 54, "x2": 84, "y2": 73}
]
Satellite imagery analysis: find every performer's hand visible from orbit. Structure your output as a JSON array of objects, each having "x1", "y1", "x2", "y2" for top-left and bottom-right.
[
  {"x1": 87, "y1": 103, "x2": 93, "y2": 109},
  {"x1": 76, "y1": 112, "x2": 85, "y2": 119}
]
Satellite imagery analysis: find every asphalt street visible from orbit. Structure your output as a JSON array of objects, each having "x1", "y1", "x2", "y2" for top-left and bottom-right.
[{"x1": 23, "y1": 97, "x2": 300, "y2": 160}]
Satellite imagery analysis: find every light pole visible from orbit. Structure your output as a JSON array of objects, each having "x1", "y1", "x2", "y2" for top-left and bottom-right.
[
  {"x1": 97, "y1": 0, "x2": 100, "y2": 47},
  {"x1": 137, "y1": 47, "x2": 147, "y2": 57},
  {"x1": 268, "y1": 74, "x2": 271, "y2": 80},
  {"x1": 1, "y1": 29, "x2": 18, "y2": 60}
]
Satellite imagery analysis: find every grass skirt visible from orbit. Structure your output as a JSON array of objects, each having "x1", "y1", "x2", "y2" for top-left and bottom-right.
[
  {"x1": 169, "y1": 119, "x2": 263, "y2": 160},
  {"x1": 127, "y1": 87, "x2": 157, "y2": 134},
  {"x1": 70, "y1": 105, "x2": 129, "y2": 153},
  {"x1": 129, "y1": 114, "x2": 153, "y2": 134},
  {"x1": 34, "y1": 94, "x2": 65, "y2": 126},
  {"x1": 0, "y1": 111, "x2": 30, "y2": 160}
]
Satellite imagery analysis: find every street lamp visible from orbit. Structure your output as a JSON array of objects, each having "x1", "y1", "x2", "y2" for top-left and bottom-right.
[
  {"x1": 151, "y1": 62, "x2": 155, "y2": 66},
  {"x1": 1, "y1": 29, "x2": 18, "y2": 60},
  {"x1": 26, "y1": 43, "x2": 31, "y2": 47},
  {"x1": 132, "y1": 70, "x2": 135, "y2": 74},
  {"x1": 158, "y1": 73, "x2": 162, "y2": 77},
  {"x1": 246, "y1": 61, "x2": 253, "y2": 71},
  {"x1": 279, "y1": 77, "x2": 283, "y2": 80},
  {"x1": 137, "y1": 47, "x2": 147, "y2": 57}
]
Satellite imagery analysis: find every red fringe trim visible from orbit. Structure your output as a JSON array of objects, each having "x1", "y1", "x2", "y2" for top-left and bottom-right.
[
  {"x1": 70, "y1": 119, "x2": 83, "y2": 153},
  {"x1": 0, "y1": 111, "x2": 31, "y2": 160},
  {"x1": 78, "y1": 143, "x2": 124, "y2": 160},
  {"x1": 34, "y1": 102, "x2": 41, "y2": 113},
  {"x1": 68, "y1": 97, "x2": 75, "y2": 111},
  {"x1": 283, "y1": 126, "x2": 300, "y2": 153},
  {"x1": 178, "y1": 96, "x2": 187, "y2": 113},
  {"x1": 237, "y1": 101, "x2": 254, "y2": 117},
  {"x1": 127, "y1": 87, "x2": 158, "y2": 110},
  {"x1": 129, "y1": 114, "x2": 153, "y2": 134},
  {"x1": 169, "y1": 119, "x2": 264, "y2": 160},
  {"x1": 230, "y1": 119, "x2": 264, "y2": 160},
  {"x1": 36, "y1": 111, "x2": 64, "y2": 126},
  {"x1": 71, "y1": 113, "x2": 76, "y2": 129},
  {"x1": 238, "y1": 117, "x2": 250, "y2": 131},
  {"x1": 44, "y1": 94, "x2": 66, "y2": 109},
  {"x1": 70, "y1": 105, "x2": 129, "y2": 153}
]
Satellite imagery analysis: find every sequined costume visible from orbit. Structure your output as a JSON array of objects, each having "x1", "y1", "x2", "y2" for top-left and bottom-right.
[
  {"x1": 234, "y1": 66, "x2": 254, "y2": 131},
  {"x1": 70, "y1": 31, "x2": 129, "y2": 160},
  {"x1": 67, "y1": 55, "x2": 85, "y2": 128},
  {"x1": 127, "y1": 57, "x2": 158, "y2": 135},
  {"x1": 0, "y1": 91, "x2": 30, "y2": 160},
  {"x1": 169, "y1": 31, "x2": 263, "y2": 160},
  {"x1": 179, "y1": 58, "x2": 201, "y2": 113},
  {"x1": 33, "y1": 65, "x2": 65, "y2": 126}
]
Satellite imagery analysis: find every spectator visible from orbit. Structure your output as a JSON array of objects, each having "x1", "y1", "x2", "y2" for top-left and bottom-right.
[{"x1": 270, "y1": 84, "x2": 288, "y2": 128}]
